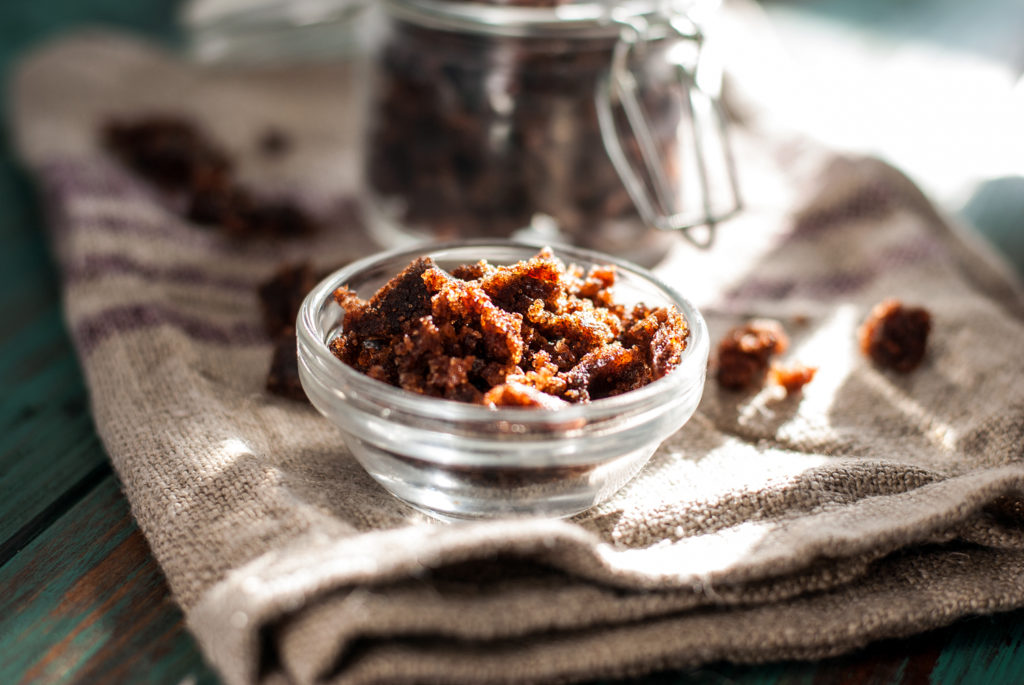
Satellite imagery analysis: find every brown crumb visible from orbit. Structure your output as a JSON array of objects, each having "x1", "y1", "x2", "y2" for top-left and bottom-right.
[
  {"x1": 259, "y1": 262, "x2": 337, "y2": 402},
  {"x1": 186, "y1": 184, "x2": 252, "y2": 233},
  {"x1": 266, "y1": 328, "x2": 305, "y2": 401},
  {"x1": 258, "y1": 127, "x2": 291, "y2": 157},
  {"x1": 258, "y1": 262, "x2": 320, "y2": 337},
  {"x1": 102, "y1": 116, "x2": 231, "y2": 191},
  {"x1": 102, "y1": 115, "x2": 316, "y2": 239},
  {"x1": 770, "y1": 363, "x2": 817, "y2": 396},
  {"x1": 715, "y1": 320, "x2": 789, "y2": 391},
  {"x1": 858, "y1": 299, "x2": 931, "y2": 372},
  {"x1": 243, "y1": 200, "x2": 316, "y2": 238},
  {"x1": 482, "y1": 382, "x2": 570, "y2": 410},
  {"x1": 329, "y1": 248, "x2": 689, "y2": 406}
]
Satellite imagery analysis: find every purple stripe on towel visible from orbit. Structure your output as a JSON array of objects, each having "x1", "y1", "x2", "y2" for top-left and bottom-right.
[
  {"x1": 724, "y1": 236, "x2": 944, "y2": 303},
  {"x1": 65, "y1": 254, "x2": 262, "y2": 290},
  {"x1": 59, "y1": 210, "x2": 222, "y2": 249},
  {"x1": 73, "y1": 303, "x2": 266, "y2": 357},
  {"x1": 791, "y1": 181, "x2": 898, "y2": 239},
  {"x1": 38, "y1": 158, "x2": 224, "y2": 248},
  {"x1": 39, "y1": 157, "x2": 150, "y2": 198}
]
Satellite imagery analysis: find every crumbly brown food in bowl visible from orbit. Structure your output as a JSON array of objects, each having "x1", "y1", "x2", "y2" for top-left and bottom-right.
[{"x1": 329, "y1": 248, "x2": 689, "y2": 407}]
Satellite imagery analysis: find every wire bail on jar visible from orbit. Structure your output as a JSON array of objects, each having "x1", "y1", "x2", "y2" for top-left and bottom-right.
[{"x1": 597, "y1": 8, "x2": 741, "y2": 247}]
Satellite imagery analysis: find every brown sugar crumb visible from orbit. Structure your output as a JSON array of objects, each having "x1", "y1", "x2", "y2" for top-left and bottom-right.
[
  {"x1": 482, "y1": 382, "x2": 570, "y2": 410},
  {"x1": 258, "y1": 262, "x2": 319, "y2": 337},
  {"x1": 770, "y1": 363, "x2": 818, "y2": 396},
  {"x1": 257, "y1": 126, "x2": 291, "y2": 157},
  {"x1": 258, "y1": 262, "x2": 333, "y2": 402},
  {"x1": 328, "y1": 248, "x2": 689, "y2": 406},
  {"x1": 858, "y1": 299, "x2": 931, "y2": 372},
  {"x1": 266, "y1": 331, "x2": 305, "y2": 401},
  {"x1": 102, "y1": 116, "x2": 232, "y2": 191},
  {"x1": 715, "y1": 320, "x2": 789, "y2": 391},
  {"x1": 242, "y1": 200, "x2": 316, "y2": 238},
  {"x1": 102, "y1": 115, "x2": 315, "y2": 239}
]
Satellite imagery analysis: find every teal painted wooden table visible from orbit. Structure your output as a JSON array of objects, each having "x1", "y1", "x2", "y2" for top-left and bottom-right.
[{"x1": 2, "y1": 1, "x2": 1022, "y2": 683}]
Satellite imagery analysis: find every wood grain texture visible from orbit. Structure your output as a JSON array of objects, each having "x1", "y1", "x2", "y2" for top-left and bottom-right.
[
  {"x1": 0, "y1": 329, "x2": 109, "y2": 562},
  {"x1": 0, "y1": 0, "x2": 181, "y2": 563},
  {"x1": 0, "y1": 476, "x2": 218, "y2": 685},
  {"x1": 0, "y1": 184, "x2": 113, "y2": 560},
  {"x1": 930, "y1": 614, "x2": 1024, "y2": 684}
]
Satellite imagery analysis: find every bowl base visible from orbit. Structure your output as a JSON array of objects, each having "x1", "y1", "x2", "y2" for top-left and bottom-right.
[
  {"x1": 394, "y1": 496, "x2": 599, "y2": 523},
  {"x1": 347, "y1": 436, "x2": 656, "y2": 521}
]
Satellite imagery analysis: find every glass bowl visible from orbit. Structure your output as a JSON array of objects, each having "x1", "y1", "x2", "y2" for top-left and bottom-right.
[{"x1": 296, "y1": 240, "x2": 708, "y2": 521}]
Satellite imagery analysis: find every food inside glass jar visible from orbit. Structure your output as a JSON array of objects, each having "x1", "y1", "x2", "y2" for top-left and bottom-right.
[
  {"x1": 328, "y1": 248, "x2": 689, "y2": 407},
  {"x1": 365, "y1": 12, "x2": 684, "y2": 257}
]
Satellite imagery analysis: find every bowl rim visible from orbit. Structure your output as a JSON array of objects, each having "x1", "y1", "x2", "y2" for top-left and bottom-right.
[{"x1": 297, "y1": 239, "x2": 708, "y2": 424}]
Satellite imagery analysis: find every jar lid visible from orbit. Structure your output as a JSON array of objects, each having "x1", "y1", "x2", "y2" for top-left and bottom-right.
[
  {"x1": 182, "y1": 0, "x2": 372, "y2": 64},
  {"x1": 384, "y1": 0, "x2": 700, "y2": 38}
]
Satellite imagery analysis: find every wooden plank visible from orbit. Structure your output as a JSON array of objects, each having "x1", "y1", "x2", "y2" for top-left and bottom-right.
[
  {"x1": 0, "y1": 97, "x2": 108, "y2": 559},
  {"x1": 0, "y1": 303, "x2": 111, "y2": 559},
  {"x1": 930, "y1": 613, "x2": 1024, "y2": 683},
  {"x1": 0, "y1": 476, "x2": 219, "y2": 685},
  {"x1": 0, "y1": 67, "x2": 112, "y2": 554}
]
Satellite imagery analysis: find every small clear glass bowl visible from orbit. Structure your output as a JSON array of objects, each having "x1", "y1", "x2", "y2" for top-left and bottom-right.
[{"x1": 297, "y1": 240, "x2": 708, "y2": 521}]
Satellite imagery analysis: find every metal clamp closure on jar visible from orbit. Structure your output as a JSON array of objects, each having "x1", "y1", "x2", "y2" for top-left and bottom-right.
[{"x1": 598, "y1": 10, "x2": 741, "y2": 246}]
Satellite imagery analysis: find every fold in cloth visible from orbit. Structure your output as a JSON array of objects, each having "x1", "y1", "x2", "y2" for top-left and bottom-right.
[{"x1": 10, "y1": 22, "x2": 1024, "y2": 685}]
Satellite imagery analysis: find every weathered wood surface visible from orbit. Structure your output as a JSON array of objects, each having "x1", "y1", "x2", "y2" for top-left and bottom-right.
[
  {"x1": 1, "y1": 1, "x2": 1023, "y2": 684},
  {"x1": 0, "y1": 477, "x2": 218, "y2": 685},
  {"x1": 0, "y1": 156, "x2": 110, "y2": 565},
  {"x1": 0, "y1": 297, "x2": 108, "y2": 564},
  {"x1": 0, "y1": 0, "x2": 183, "y2": 564}
]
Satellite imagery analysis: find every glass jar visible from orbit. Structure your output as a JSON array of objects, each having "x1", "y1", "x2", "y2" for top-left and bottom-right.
[
  {"x1": 182, "y1": 0, "x2": 374, "y2": 65},
  {"x1": 363, "y1": 0, "x2": 741, "y2": 263}
]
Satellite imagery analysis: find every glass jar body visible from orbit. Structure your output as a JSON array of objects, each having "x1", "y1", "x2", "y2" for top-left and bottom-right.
[{"x1": 364, "y1": 14, "x2": 686, "y2": 262}]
